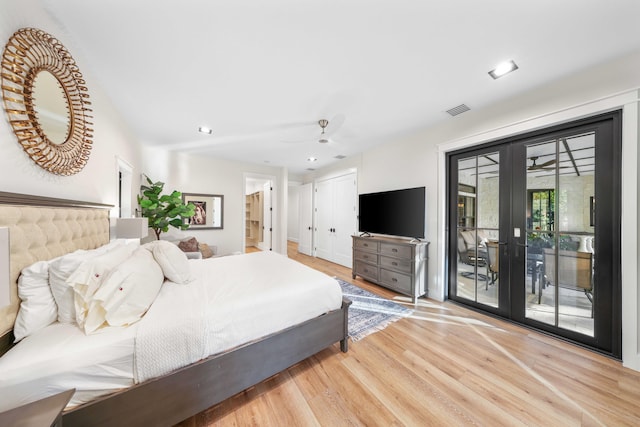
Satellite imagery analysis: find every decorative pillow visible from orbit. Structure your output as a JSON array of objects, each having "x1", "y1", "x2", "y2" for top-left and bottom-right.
[
  {"x1": 199, "y1": 242, "x2": 214, "y2": 259},
  {"x1": 69, "y1": 244, "x2": 138, "y2": 325},
  {"x1": 13, "y1": 261, "x2": 58, "y2": 342},
  {"x1": 49, "y1": 249, "x2": 93, "y2": 324},
  {"x1": 143, "y1": 240, "x2": 192, "y2": 284},
  {"x1": 82, "y1": 248, "x2": 164, "y2": 333},
  {"x1": 178, "y1": 237, "x2": 199, "y2": 253},
  {"x1": 49, "y1": 241, "x2": 138, "y2": 324}
]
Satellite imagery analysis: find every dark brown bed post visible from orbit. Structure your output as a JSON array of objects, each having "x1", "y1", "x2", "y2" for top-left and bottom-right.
[{"x1": 341, "y1": 297, "x2": 352, "y2": 352}]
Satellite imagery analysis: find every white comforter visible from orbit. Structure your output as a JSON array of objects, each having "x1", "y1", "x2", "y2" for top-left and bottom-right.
[
  {"x1": 0, "y1": 251, "x2": 342, "y2": 411},
  {"x1": 135, "y1": 250, "x2": 343, "y2": 382}
]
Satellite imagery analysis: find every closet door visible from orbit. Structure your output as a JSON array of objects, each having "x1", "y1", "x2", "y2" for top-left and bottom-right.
[
  {"x1": 331, "y1": 173, "x2": 357, "y2": 266},
  {"x1": 261, "y1": 182, "x2": 272, "y2": 251},
  {"x1": 314, "y1": 172, "x2": 357, "y2": 267},
  {"x1": 297, "y1": 183, "x2": 313, "y2": 256},
  {"x1": 314, "y1": 179, "x2": 334, "y2": 262}
]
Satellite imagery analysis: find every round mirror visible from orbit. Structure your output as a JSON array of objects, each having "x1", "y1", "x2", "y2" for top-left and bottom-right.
[
  {"x1": 1, "y1": 28, "x2": 93, "y2": 176},
  {"x1": 32, "y1": 71, "x2": 71, "y2": 145}
]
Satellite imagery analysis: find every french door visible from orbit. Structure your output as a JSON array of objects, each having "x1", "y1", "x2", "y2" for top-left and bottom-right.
[{"x1": 448, "y1": 111, "x2": 621, "y2": 357}]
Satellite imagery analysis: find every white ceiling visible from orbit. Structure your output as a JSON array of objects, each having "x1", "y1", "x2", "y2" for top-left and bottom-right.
[{"x1": 37, "y1": 0, "x2": 640, "y2": 175}]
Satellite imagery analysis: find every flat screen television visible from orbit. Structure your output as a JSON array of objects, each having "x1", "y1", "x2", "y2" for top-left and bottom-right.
[{"x1": 358, "y1": 187, "x2": 425, "y2": 239}]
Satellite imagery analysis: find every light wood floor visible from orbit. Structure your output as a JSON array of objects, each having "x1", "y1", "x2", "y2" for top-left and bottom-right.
[{"x1": 177, "y1": 242, "x2": 640, "y2": 426}]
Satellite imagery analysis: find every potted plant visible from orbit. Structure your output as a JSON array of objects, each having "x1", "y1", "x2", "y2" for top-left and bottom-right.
[{"x1": 137, "y1": 175, "x2": 196, "y2": 240}]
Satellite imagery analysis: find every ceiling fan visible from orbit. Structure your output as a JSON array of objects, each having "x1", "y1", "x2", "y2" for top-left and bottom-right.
[
  {"x1": 282, "y1": 114, "x2": 345, "y2": 145},
  {"x1": 528, "y1": 156, "x2": 557, "y2": 170}
]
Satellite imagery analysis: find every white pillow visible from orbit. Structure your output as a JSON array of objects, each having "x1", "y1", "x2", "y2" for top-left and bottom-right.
[
  {"x1": 13, "y1": 261, "x2": 58, "y2": 342},
  {"x1": 82, "y1": 248, "x2": 164, "y2": 333},
  {"x1": 143, "y1": 240, "x2": 192, "y2": 284},
  {"x1": 70, "y1": 244, "x2": 138, "y2": 325},
  {"x1": 49, "y1": 241, "x2": 138, "y2": 324},
  {"x1": 49, "y1": 249, "x2": 93, "y2": 324}
]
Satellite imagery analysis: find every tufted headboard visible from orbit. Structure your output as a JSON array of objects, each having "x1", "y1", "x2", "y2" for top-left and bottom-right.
[{"x1": 0, "y1": 192, "x2": 111, "y2": 345}]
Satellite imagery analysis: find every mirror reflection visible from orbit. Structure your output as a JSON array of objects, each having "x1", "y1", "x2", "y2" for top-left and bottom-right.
[{"x1": 32, "y1": 70, "x2": 70, "y2": 145}]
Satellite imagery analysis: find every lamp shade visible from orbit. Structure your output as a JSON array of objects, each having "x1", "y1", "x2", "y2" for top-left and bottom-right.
[{"x1": 116, "y1": 217, "x2": 149, "y2": 239}]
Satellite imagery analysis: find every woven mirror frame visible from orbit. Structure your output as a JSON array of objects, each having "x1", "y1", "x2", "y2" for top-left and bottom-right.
[{"x1": 1, "y1": 28, "x2": 93, "y2": 176}]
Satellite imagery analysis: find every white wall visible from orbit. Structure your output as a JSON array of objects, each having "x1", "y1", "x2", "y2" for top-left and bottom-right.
[
  {"x1": 141, "y1": 147, "x2": 288, "y2": 256},
  {"x1": 0, "y1": 0, "x2": 144, "y2": 217},
  {"x1": 308, "y1": 49, "x2": 640, "y2": 371}
]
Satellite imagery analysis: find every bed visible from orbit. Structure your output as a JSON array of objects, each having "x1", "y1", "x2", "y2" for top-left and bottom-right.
[{"x1": 0, "y1": 191, "x2": 350, "y2": 426}]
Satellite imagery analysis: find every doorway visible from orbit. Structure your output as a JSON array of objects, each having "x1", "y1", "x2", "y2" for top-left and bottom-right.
[
  {"x1": 244, "y1": 176, "x2": 274, "y2": 252},
  {"x1": 448, "y1": 111, "x2": 621, "y2": 357}
]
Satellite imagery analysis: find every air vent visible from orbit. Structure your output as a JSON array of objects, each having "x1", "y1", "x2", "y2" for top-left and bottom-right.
[
  {"x1": 446, "y1": 104, "x2": 470, "y2": 116},
  {"x1": 306, "y1": 168, "x2": 316, "y2": 171},
  {"x1": 334, "y1": 155, "x2": 346, "y2": 160}
]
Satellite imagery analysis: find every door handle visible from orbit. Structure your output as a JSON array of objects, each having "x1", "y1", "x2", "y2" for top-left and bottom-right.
[
  {"x1": 496, "y1": 241, "x2": 508, "y2": 255},
  {"x1": 514, "y1": 240, "x2": 527, "y2": 257}
]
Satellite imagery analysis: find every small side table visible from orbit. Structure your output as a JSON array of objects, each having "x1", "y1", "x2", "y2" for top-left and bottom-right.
[{"x1": 0, "y1": 389, "x2": 74, "y2": 427}]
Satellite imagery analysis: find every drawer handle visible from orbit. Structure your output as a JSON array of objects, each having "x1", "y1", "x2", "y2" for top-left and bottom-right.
[
  {"x1": 392, "y1": 261, "x2": 398, "y2": 266},
  {"x1": 364, "y1": 255, "x2": 369, "y2": 259},
  {"x1": 392, "y1": 278, "x2": 398, "y2": 282},
  {"x1": 392, "y1": 248, "x2": 398, "y2": 252},
  {"x1": 364, "y1": 268, "x2": 369, "y2": 273},
  {"x1": 363, "y1": 243, "x2": 369, "y2": 247}
]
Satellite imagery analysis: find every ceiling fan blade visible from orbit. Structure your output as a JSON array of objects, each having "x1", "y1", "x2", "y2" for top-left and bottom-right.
[
  {"x1": 528, "y1": 156, "x2": 557, "y2": 170},
  {"x1": 538, "y1": 159, "x2": 557, "y2": 168},
  {"x1": 324, "y1": 113, "x2": 346, "y2": 137}
]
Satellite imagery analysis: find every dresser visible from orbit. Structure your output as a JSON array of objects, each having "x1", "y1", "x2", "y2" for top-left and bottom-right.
[{"x1": 352, "y1": 235, "x2": 429, "y2": 303}]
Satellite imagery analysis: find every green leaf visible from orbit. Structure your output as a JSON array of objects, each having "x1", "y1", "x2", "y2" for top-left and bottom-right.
[{"x1": 137, "y1": 176, "x2": 199, "y2": 238}]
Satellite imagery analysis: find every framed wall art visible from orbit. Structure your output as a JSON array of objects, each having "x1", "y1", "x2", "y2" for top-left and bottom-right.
[{"x1": 182, "y1": 193, "x2": 223, "y2": 230}]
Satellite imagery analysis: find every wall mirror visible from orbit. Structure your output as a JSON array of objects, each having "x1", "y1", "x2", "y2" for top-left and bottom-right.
[
  {"x1": 32, "y1": 70, "x2": 70, "y2": 145},
  {"x1": 182, "y1": 193, "x2": 224, "y2": 230},
  {"x1": 1, "y1": 28, "x2": 93, "y2": 176}
]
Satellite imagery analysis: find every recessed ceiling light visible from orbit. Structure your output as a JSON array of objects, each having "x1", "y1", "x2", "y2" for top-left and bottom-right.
[
  {"x1": 198, "y1": 126, "x2": 213, "y2": 134},
  {"x1": 488, "y1": 60, "x2": 518, "y2": 79},
  {"x1": 307, "y1": 157, "x2": 317, "y2": 162}
]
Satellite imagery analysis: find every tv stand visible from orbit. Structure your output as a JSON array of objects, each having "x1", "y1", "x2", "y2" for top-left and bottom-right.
[{"x1": 352, "y1": 235, "x2": 429, "y2": 303}]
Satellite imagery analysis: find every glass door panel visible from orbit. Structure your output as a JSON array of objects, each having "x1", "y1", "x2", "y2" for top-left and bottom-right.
[
  {"x1": 455, "y1": 152, "x2": 500, "y2": 308},
  {"x1": 524, "y1": 133, "x2": 595, "y2": 337},
  {"x1": 449, "y1": 111, "x2": 620, "y2": 357}
]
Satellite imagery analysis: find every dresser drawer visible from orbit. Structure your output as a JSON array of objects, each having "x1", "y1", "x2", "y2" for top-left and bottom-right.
[
  {"x1": 380, "y1": 242, "x2": 412, "y2": 259},
  {"x1": 354, "y1": 261, "x2": 378, "y2": 281},
  {"x1": 354, "y1": 239, "x2": 379, "y2": 252},
  {"x1": 355, "y1": 250, "x2": 378, "y2": 264},
  {"x1": 379, "y1": 268, "x2": 412, "y2": 294},
  {"x1": 380, "y1": 256, "x2": 413, "y2": 274}
]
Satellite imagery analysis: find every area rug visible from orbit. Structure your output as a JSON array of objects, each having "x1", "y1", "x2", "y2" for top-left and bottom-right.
[{"x1": 337, "y1": 279, "x2": 413, "y2": 341}]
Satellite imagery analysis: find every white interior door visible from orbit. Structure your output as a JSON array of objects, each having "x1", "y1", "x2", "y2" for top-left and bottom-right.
[
  {"x1": 314, "y1": 172, "x2": 357, "y2": 268},
  {"x1": 331, "y1": 173, "x2": 357, "y2": 267},
  {"x1": 298, "y1": 182, "x2": 313, "y2": 256},
  {"x1": 314, "y1": 179, "x2": 333, "y2": 261},
  {"x1": 261, "y1": 181, "x2": 272, "y2": 250}
]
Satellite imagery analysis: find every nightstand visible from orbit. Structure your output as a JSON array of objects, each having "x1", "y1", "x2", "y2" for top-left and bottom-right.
[{"x1": 0, "y1": 389, "x2": 74, "y2": 427}]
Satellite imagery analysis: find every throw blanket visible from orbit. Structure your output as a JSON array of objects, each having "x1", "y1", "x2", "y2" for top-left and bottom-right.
[
  {"x1": 134, "y1": 280, "x2": 209, "y2": 383},
  {"x1": 133, "y1": 251, "x2": 343, "y2": 384}
]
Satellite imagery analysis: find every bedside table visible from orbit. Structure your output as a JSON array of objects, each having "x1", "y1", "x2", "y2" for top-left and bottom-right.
[{"x1": 0, "y1": 389, "x2": 74, "y2": 427}]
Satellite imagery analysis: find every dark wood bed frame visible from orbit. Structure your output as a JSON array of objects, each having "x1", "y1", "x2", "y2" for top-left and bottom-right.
[
  {"x1": 63, "y1": 299, "x2": 350, "y2": 427},
  {"x1": 0, "y1": 192, "x2": 351, "y2": 426}
]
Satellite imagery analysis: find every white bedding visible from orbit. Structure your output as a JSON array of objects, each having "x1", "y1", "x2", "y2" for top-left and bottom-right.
[
  {"x1": 135, "y1": 251, "x2": 343, "y2": 382},
  {"x1": 0, "y1": 251, "x2": 343, "y2": 411},
  {"x1": 0, "y1": 322, "x2": 137, "y2": 411}
]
